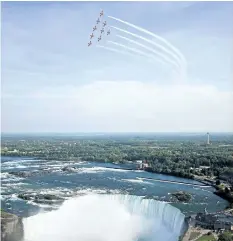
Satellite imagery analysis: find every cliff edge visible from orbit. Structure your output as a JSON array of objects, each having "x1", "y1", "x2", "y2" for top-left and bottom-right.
[{"x1": 1, "y1": 210, "x2": 24, "y2": 241}]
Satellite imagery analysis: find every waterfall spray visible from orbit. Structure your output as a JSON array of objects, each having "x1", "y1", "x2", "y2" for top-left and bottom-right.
[{"x1": 23, "y1": 194, "x2": 185, "y2": 241}]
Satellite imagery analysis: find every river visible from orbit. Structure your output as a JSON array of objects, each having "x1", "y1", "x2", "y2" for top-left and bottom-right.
[{"x1": 0, "y1": 156, "x2": 229, "y2": 241}]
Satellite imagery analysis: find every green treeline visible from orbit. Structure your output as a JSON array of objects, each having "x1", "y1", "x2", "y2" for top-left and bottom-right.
[{"x1": 1, "y1": 135, "x2": 233, "y2": 180}]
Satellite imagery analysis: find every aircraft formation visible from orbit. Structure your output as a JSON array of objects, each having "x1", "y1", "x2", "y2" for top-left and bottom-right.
[
  {"x1": 86, "y1": 10, "x2": 187, "y2": 80},
  {"x1": 88, "y1": 10, "x2": 111, "y2": 47}
]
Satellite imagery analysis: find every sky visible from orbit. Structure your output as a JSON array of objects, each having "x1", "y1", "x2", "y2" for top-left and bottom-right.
[{"x1": 1, "y1": 1, "x2": 233, "y2": 133}]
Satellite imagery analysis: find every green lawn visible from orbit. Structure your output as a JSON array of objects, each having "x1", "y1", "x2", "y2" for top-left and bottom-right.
[
  {"x1": 196, "y1": 234, "x2": 216, "y2": 241},
  {"x1": 189, "y1": 231, "x2": 201, "y2": 240}
]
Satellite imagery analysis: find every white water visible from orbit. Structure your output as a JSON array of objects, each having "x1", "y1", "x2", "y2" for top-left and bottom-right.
[{"x1": 23, "y1": 194, "x2": 185, "y2": 241}]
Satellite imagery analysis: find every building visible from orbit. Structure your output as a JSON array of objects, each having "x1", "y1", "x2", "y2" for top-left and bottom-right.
[
  {"x1": 193, "y1": 212, "x2": 233, "y2": 232},
  {"x1": 137, "y1": 160, "x2": 150, "y2": 170},
  {"x1": 214, "y1": 221, "x2": 233, "y2": 231},
  {"x1": 195, "y1": 212, "x2": 218, "y2": 229}
]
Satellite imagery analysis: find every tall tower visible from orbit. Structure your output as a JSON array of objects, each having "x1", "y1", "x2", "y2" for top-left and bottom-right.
[{"x1": 207, "y1": 132, "x2": 210, "y2": 145}]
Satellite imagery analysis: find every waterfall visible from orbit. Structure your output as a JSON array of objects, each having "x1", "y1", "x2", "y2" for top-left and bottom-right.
[{"x1": 23, "y1": 194, "x2": 185, "y2": 241}]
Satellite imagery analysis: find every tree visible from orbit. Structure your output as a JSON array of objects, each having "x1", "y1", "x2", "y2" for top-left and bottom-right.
[
  {"x1": 225, "y1": 187, "x2": 230, "y2": 194},
  {"x1": 218, "y1": 232, "x2": 233, "y2": 241},
  {"x1": 216, "y1": 179, "x2": 221, "y2": 185}
]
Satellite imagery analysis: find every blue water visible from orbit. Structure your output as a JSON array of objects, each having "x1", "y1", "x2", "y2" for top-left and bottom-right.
[{"x1": 1, "y1": 156, "x2": 228, "y2": 218}]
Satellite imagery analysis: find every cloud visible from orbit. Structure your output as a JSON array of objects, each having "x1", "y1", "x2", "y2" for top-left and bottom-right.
[
  {"x1": 1, "y1": 2, "x2": 233, "y2": 133},
  {"x1": 2, "y1": 81, "x2": 233, "y2": 132}
]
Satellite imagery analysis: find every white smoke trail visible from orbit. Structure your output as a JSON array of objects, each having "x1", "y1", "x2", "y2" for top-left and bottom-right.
[
  {"x1": 97, "y1": 45, "x2": 173, "y2": 69},
  {"x1": 97, "y1": 45, "x2": 141, "y2": 59},
  {"x1": 108, "y1": 16, "x2": 187, "y2": 68},
  {"x1": 116, "y1": 34, "x2": 180, "y2": 72},
  {"x1": 107, "y1": 40, "x2": 171, "y2": 68},
  {"x1": 110, "y1": 26, "x2": 183, "y2": 71}
]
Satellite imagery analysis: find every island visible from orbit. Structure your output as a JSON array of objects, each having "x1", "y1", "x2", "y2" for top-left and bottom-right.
[{"x1": 171, "y1": 191, "x2": 192, "y2": 202}]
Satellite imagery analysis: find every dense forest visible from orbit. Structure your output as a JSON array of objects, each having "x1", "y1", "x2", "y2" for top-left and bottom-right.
[{"x1": 1, "y1": 133, "x2": 233, "y2": 181}]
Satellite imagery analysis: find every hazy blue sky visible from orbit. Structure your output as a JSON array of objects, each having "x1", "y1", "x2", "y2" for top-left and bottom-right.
[{"x1": 1, "y1": 1, "x2": 233, "y2": 133}]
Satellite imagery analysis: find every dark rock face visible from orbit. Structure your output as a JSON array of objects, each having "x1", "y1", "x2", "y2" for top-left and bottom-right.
[
  {"x1": 1, "y1": 211, "x2": 24, "y2": 241},
  {"x1": 61, "y1": 166, "x2": 77, "y2": 172},
  {"x1": 8, "y1": 171, "x2": 33, "y2": 178}
]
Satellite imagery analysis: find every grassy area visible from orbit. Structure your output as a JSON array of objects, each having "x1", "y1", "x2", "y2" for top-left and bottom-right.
[
  {"x1": 189, "y1": 231, "x2": 201, "y2": 240},
  {"x1": 218, "y1": 231, "x2": 233, "y2": 241},
  {"x1": 196, "y1": 234, "x2": 216, "y2": 241},
  {"x1": 1, "y1": 210, "x2": 11, "y2": 218},
  {"x1": 1, "y1": 210, "x2": 17, "y2": 219}
]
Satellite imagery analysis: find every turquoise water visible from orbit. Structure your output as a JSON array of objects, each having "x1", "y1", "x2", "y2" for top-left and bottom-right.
[
  {"x1": 1, "y1": 156, "x2": 230, "y2": 241},
  {"x1": 1, "y1": 156, "x2": 228, "y2": 217}
]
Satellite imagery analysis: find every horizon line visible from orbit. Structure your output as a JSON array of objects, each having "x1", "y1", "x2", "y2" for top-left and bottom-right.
[{"x1": 1, "y1": 131, "x2": 233, "y2": 135}]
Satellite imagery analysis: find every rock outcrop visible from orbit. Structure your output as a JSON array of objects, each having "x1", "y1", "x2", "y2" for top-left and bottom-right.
[
  {"x1": 9, "y1": 169, "x2": 52, "y2": 178},
  {"x1": 171, "y1": 191, "x2": 192, "y2": 202},
  {"x1": 18, "y1": 193, "x2": 64, "y2": 205},
  {"x1": 1, "y1": 210, "x2": 24, "y2": 241}
]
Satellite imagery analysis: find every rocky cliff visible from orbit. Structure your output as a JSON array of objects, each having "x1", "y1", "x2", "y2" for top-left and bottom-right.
[{"x1": 1, "y1": 210, "x2": 24, "y2": 241}]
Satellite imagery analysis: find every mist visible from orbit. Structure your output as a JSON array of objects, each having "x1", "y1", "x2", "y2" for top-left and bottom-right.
[{"x1": 23, "y1": 194, "x2": 185, "y2": 241}]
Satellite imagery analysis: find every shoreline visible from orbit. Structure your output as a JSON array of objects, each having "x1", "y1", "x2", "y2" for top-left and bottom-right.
[
  {"x1": 2, "y1": 148, "x2": 232, "y2": 241},
  {"x1": 2, "y1": 155, "x2": 213, "y2": 188},
  {"x1": 2, "y1": 155, "x2": 232, "y2": 209},
  {"x1": 142, "y1": 168, "x2": 232, "y2": 208}
]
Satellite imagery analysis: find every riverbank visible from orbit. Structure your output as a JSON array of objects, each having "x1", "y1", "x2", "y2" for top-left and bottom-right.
[
  {"x1": 143, "y1": 167, "x2": 233, "y2": 208},
  {"x1": 194, "y1": 176, "x2": 233, "y2": 208},
  {"x1": 2, "y1": 154, "x2": 232, "y2": 206}
]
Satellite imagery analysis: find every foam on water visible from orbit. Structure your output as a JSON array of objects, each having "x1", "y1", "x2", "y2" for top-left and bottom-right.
[
  {"x1": 3, "y1": 182, "x2": 29, "y2": 187},
  {"x1": 1, "y1": 173, "x2": 25, "y2": 182},
  {"x1": 5, "y1": 165, "x2": 28, "y2": 169},
  {"x1": 23, "y1": 194, "x2": 185, "y2": 241},
  {"x1": 1, "y1": 159, "x2": 36, "y2": 165},
  {"x1": 122, "y1": 178, "x2": 154, "y2": 185},
  {"x1": 0, "y1": 172, "x2": 11, "y2": 179},
  {"x1": 76, "y1": 167, "x2": 131, "y2": 174}
]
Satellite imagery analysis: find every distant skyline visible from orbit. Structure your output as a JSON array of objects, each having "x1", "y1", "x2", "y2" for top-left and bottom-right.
[{"x1": 1, "y1": 1, "x2": 233, "y2": 133}]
